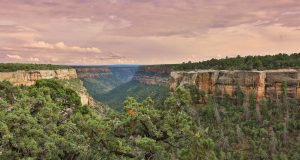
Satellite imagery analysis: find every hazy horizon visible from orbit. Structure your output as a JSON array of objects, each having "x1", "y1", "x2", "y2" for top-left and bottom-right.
[{"x1": 1, "y1": 0, "x2": 300, "y2": 65}]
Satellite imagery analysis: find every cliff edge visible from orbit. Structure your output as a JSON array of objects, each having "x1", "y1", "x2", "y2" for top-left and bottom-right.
[
  {"x1": 0, "y1": 68, "x2": 94, "y2": 106},
  {"x1": 169, "y1": 69, "x2": 300, "y2": 102}
]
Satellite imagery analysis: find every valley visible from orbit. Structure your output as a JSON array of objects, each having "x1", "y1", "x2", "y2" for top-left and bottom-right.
[
  {"x1": 2, "y1": 1, "x2": 300, "y2": 159},
  {"x1": 74, "y1": 65, "x2": 171, "y2": 111},
  {"x1": 1, "y1": 53, "x2": 300, "y2": 159}
]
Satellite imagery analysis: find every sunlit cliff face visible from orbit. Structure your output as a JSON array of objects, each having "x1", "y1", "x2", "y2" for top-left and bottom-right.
[{"x1": 1, "y1": 0, "x2": 300, "y2": 65}]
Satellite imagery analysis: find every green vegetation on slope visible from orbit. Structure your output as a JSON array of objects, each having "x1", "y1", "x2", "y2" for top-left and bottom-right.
[
  {"x1": 0, "y1": 80, "x2": 215, "y2": 159},
  {"x1": 82, "y1": 76, "x2": 123, "y2": 98},
  {"x1": 0, "y1": 63, "x2": 71, "y2": 72},
  {"x1": 184, "y1": 83, "x2": 300, "y2": 159},
  {"x1": 98, "y1": 81, "x2": 169, "y2": 111},
  {"x1": 174, "y1": 53, "x2": 300, "y2": 71},
  {"x1": 58, "y1": 78, "x2": 85, "y2": 93}
]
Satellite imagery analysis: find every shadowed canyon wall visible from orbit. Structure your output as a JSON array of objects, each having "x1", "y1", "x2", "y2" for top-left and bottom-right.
[{"x1": 131, "y1": 66, "x2": 171, "y2": 85}]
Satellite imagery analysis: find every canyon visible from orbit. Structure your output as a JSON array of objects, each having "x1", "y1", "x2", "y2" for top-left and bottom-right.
[
  {"x1": 0, "y1": 68, "x2": 94, "y2": 106},
  {"x1": 131, "y1": 66, "x2": 170, "y2": 85},
  {"x1": 169, "y1": 69, "x2": 300, "y2": 102},
  {"x1": 74, "y1": 65, "x2": 170, "y2": 110},
  {"x1": 2, "y1": 65, "x2": 300, "y2": 109}
]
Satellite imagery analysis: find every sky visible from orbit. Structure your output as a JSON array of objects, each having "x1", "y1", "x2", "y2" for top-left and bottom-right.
[{"x1": 0, "y1": 0, "x2": 300, "y2": 65}]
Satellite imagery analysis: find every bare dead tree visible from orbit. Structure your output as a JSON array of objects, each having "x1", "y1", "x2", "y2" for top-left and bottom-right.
[
  {"x1": 255, "y1": 104, "x2": 262, "y2": 123},
  {"x1": 236, "y1": 124, "x2": 244, "y2": 144},
  {"x1": 269, "y1": 127, "x2": 278, "y2": 155}
]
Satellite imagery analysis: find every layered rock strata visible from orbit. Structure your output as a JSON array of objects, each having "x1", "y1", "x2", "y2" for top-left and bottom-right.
[
  {"x1": 0, "y1": 69, "x2": 94, "y2": 105},
  {"x1": 169, "y1": 69, "x2": 300, "y2": 102}
]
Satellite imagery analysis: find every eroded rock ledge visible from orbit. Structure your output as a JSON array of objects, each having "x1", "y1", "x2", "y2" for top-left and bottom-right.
[
  {"x1": 0, "y1": 69, "x2": 94, "y2": 106},
  {"x1": 169, "y1": 69, "x2": 300, "y2": 102}
]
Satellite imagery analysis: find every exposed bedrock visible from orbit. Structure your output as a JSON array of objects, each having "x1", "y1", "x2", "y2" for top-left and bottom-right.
[
  {"x1": 0, "y1": 69, "x2": 94, "y2": 106},
  {"x1": 169, "y1": 69, "x2": 300, "y2": 102}
]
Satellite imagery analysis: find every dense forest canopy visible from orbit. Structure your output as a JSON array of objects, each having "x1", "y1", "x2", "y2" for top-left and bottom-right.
[
  {"x1": 1, "y1": 53, "x2": 300, "y2": 159},
  {"x1": 0, "y1": 63, "x2": 71, "y2": 72},
  {"x1": 185, "y1": 83, "x2": 300, "y2": 159},
  {"x1": 0, "y1": 80, "x2": 215, "y2": 159},
  {"x1": 174, "y1": 53, "x2": 300, "y2": 71}
]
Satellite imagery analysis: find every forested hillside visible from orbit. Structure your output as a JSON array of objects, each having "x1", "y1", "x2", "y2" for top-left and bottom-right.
[
  {"x1": 0, "y1": 63, "x2": 70, "y2": 72},
  {"x1": 185, "y1": 83, "x2": 300, "y2": 159},
  {"x1": 174, "y1": 53, "x2": 300, "y2": 71},
  {"x1": 0, "y1": 80, "x2": 215, "y2": 159},
  {"x1": 99, "y1": 81, "x2": 169, "y2": 111}
]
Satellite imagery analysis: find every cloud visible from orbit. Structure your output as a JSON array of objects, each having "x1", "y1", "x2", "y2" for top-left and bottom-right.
[
  {"x1": 24, "y1": 41, "x2": 102, "y2": 53},
  {"x1": 6, "y1": 54, "x2": 21, "y2": 59},
  {"x1": 1, "y1": 0, "x2": 300, "y2": 64},
  {"x1": 28, "y1": 57, "x2": 39, "y2": 62}
]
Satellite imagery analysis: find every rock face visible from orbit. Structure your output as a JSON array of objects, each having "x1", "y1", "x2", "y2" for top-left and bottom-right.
[
  {"x1": 75, "y1": 66, "x2": 138, "y2": 82},
  {"x1": 76, "y1": 67, "x2": 111, "y2": 78},
  {"x1": 132, "y1": 66, "x2": 170, "y2": 85},
  {"x1": 132, "y1": 75, "x2": 168, "y2": 85},
  {"x1": 0, "y1": 69, "x2": 77, "y2": 86},
  {"x1": 169, "y1": 69, "x2": 300, "y2": 102},
  {"x1": 0, "y1": 69, "x2": 94, "y2": 106}
]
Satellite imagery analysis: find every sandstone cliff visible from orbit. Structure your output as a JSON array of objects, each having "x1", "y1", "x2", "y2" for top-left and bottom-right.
[
  {"x1": 0, "y1": 69, "x2": 94, "y2": 106},
  {"x1": 76, "y1": 67, "x2": 111, "y2": 78},
  {"x1": 0, "y1": 69, "x2": 77, "y2": 86},
  {"x1": 132, "y1": 66, "x2": 170, "y2": 85},
  {"x1": 75, "y1": 66, "x2": 138, "y2": 82},
  {"x1": 169, "y1": 69, "x2": 300, "y2": 102},
  {"x1": 132, "y1": 75, "x2": 168, "y2": 85}
]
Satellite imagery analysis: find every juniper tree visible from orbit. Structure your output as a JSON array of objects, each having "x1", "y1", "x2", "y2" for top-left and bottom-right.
[
  {"x1": 235, "y1": 84, "x2": 244, "y2": 106},
  {"x1": 243, "y1": 97, "x2": 250, "y2": 121},
  {"x1": 236, "y1": 124, "x2": 244, "y2": 144},
  {"x1": 248, "y1": 90, "x2": 256, "y2": 111},
  {"x1": 218, "y1": 129, "x2": 229, "y2": 152},
  {"x1": 283, "y1": 109, "x2": 289, "y2": 146}
]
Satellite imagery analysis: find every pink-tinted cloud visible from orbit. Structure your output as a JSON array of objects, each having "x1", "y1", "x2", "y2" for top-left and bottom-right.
[
  {"x1": 25, "y1": 41, "x2": 102, "y2": 53},
  {"x1": 0, "y1": 0, "x2": 300, "y2": 64}
]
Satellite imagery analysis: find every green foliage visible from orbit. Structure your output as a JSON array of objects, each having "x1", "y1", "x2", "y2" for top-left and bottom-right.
[
  {"x1": 197, "y1": 90, "x2": 300, "y2": 159},
  {"x1": 174, "y1": 53, "x2": 300, "y2": 71},
  {"x1": 82, "y1": 76, "x2": 124, "y2": 98},
  {"x1": 234, "y1": 84, "x2": 244, "y2": 106},
  {"x1": 0, "y1": 63, "x2": 70, "y2": 72},
  {"x1": 99, "y1": 81, "x2": 169, "y2": 111},
  {"x1": 0, "y1": 80, "x2": 215, "y2": 159}
]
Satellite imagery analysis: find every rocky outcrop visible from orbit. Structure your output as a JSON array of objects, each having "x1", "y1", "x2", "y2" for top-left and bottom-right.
[
  {"x1": 75, "y1": 66, "x2": 138, "y2": 82},
  {"x1": 132, "y1": 66, "x2": 171, "y2": 85},
  {"x1": 76, "y1": 67, "x2": 111, "y2": 78},
  {"x1": 169, "y1": 69, "x2": 300, "y2": 102},
  {"x1": 0, "y1": 69, "x2": 94, "y2": 106},
  {"x1": 0, "y1": 69, "x2": 77, "y2": 86},
  {"x1": 132, "y1": 75, "x2": 168, "y2": 85}
]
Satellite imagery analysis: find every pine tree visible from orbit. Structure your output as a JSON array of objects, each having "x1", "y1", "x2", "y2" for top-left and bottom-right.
[
  {"x1": 235, "y1": 84, "x2": 244, "y2": 106},
  {"x1": 243, "y1": 97, "x2": 250, "y2": 121},
  {"x1": 269, "y1": 128, "x2": 278, "y2": 155},
  {"x1": 283, "y1": 109, "x2": 289, "y2": 146},
  {"x1": 214, "y1": 102, "x2": 221, "y2": 124},
  {"x1": 248, "y1": 90, "x2": 256, "y2": 110},
  {"x1": 282, "y1": 80, "x2": 287, "y2": 102}
]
